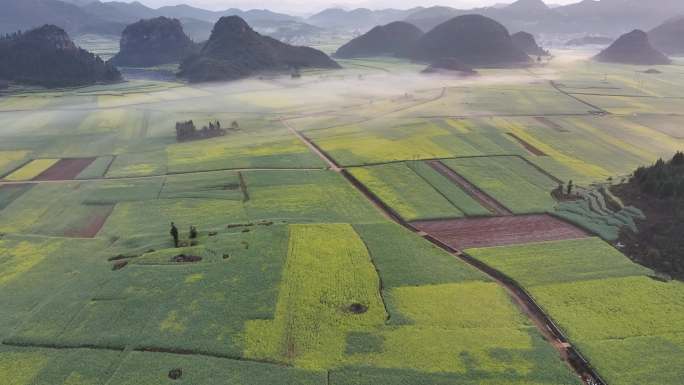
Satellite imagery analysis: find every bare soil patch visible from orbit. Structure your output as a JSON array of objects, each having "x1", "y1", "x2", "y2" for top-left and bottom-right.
[
  {"x1": 34, "y1": 157, "x2": 96, "y2": 181},
  {"x1": 413, "y1": 214, "x2": 589, "y2": 250},
  {"x1": 64, "y1": 204, "x2": 114, "y2": 238},
  {"x1": 347, "y1": 303, "x2": 368, "y2": 314},
  {"x1": 507, "y1": 133, "x2": 547, "y2": 156}
]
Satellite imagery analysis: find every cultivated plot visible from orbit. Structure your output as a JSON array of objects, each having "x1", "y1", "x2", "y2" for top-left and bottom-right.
[
  {"x1": 442, "y1": 156, "x2": 559, "y2": 214},
  {"x1": 348, "y1": 162, "x2": 465, "y2": 221},
  {"x1": 1, "y1": 52, "x2": 683, "y2": 385},
  {"x1": 468, "y1": 238, "x2": 684, "y2": 385},
  {"x1": 413, "y1": 214, "x2": 589, "y2": 250}
]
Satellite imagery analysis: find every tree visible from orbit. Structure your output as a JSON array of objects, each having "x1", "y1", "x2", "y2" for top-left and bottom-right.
[{"x1": 660, "y1": 181, "x2": 676, "y2": 198}]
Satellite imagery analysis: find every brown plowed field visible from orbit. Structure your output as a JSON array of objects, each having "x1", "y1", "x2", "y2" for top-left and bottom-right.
[
  {"x1": 64, "y1": 204, "x2": 114, "y2": 238},
  {"x1": 34, "y1": 158, "x2": 96, "y2": 181},
  {"x1": 412, "y1": 214, "x2": 589, "y2": 250}
]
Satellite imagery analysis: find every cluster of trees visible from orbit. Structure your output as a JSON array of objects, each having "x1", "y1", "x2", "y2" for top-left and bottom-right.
[
  {"x1": 632, "y1": 152, "x2": 684, "y2": 198},
  {"x1": 1, "y1": 31, "x2": 24, "y2": 40},
  {"x1": 617, "y1": 151, "x2": 684, "y2": 277},
  {"x1": 175, "y1": 120, "x2": 239, "y2": 142}
]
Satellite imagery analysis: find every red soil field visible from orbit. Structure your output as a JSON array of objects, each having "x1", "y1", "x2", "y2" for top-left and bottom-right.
[
  {"x1": 63, "y1": 205, "x2": 114, "y2": 238},
  {"x1": 507, "y1": 133, "x2": 547, "y2": 156},
  {"x1": 412, "y1": 214, "x2": 589, "y2": 250},
  {"x1": 34, "y1": 157, "x2": 96, "y2": 181}
]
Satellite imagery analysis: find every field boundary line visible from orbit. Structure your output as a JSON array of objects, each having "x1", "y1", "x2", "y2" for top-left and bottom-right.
[
  {"x1": 341, "y1": 169, "x2": 405, "y2": 223},
  {"x1": 0, "y1": 166, "x2": 325, "y2": 185},
  {"x1": 101, "y1": 154, "x2": 117, "y2": 178},
  {"x1": 0, "y1": 158, "x2": 33, "y2": 180},
  {"x1": 406, "y1": 160, "x2": 469, "y2": 216},
  {"x1": 156, "y1": 176, "x2": 168, "y2": 199},
  {"x1": 415, "y1": 236, "x2": 606, "y2": 385},
  {"x1": 2, "y1": 341, "x2": 125, "y2": 352},
  {"x1": 282, "y1": 118, "x2": 341, "y2": 171},
  {"x1": 133, "y1": 346, "x2": 290, "y2": 367},
  {"x1": 506, "y1": 133, "x2": 547, "y2": 156},
  {"x1": 427, "y1": 160, "x2": 513, "y2": 216},
  {"x1": 285, "y1": 87, "x2": 447, "y2": 133},
  {"x1": 550, "y1": 80, "x2": 609, "y2": 115},
  {"x1": 353, "y1": 224, "x2": 392, "y2": 323},
  {"x1": 343, "y1": 154, "x2": 528, "y2": 169},
  {"x1": 342, "y1": 154, "x2": 564, "y2": 187},
  {"x1": 564, "y1": 91, "x2": 684, "y2": 99},
  {"x1": 237, "y1": 171, "x2": 250, "y2": 202},
  {"x1": 333, "y1": 162, "x2": 605, "y2": 385},
  {"x1": 1, "y1": 341, "x2": 297, "y2": 370},
  {"x1": 101, "y1": 348, "x2": 130, "y2": 385},
  {"x1": 515, "y1": 156, "x2": 564, "y2": 184}
]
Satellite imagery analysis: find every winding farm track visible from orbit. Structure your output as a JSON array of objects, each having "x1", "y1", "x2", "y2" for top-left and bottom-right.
[{"x1": 284, "y1": 122, "x2": 605, "y2": 385}]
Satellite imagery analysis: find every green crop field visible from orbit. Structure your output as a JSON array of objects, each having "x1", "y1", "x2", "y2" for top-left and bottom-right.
[
  {"x1": 1, "y1": 44, "x2": 684, "y2": 385},
  {"x1": 442, "y1": 156, "x2": 559, "y2": 214},
  {"x1": 468, "y1": 238, "x2": 684, "y2": 385},
  {"x1": 349, "y1": 162, "x2": 465, "y2": 221},
  {"x1": 302, "y1": 117, "x2": 527, "y2": 166}
]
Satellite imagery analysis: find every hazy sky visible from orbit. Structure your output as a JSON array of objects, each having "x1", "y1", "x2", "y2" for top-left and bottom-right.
[{"x1": 132, "y1": 0, "x2": 580, "y2": 14}]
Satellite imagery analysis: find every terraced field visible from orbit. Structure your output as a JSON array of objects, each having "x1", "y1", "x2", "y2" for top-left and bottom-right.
[{"x1": 0, "y1": 53, "x2": 683, "y2": 385}]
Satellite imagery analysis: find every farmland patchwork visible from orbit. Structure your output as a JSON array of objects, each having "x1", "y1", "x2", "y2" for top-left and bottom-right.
[{"x1": 0, "y1": 55, "x2": 682, "y2": 384}]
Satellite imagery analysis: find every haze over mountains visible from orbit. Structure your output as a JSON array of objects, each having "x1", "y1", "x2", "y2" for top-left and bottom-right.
[
  {"x1": 649, "y1": 16, "x2": 684, "y2": 55},
  {"x1": 110, "y1": 17, "x2": 198, "y2": 67},
  {"x1": 334, "y1": 21, "x2": 423, "y2": 58},
  {"x1": 0, "y1": 0, "x2": 310, "y2": 42},
  {"x1": 3, "y1": 0, "x2": 684, "y2": 40},
  {"x1": 178, "y1": 16, "x2": 339, "y2": 82},
  {"x1": 595, "y1": 29, "x2": 671, "y2": 65},
  {"x1": 409, "y1": 15, "x2": 530, "y2": 67},
  {"x1": 0, "y1": 24, "x2": 121, "y2": 87}
]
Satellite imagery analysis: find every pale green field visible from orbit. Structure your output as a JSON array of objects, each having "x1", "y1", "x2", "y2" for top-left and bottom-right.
[
  {"x1": 0, "y1": 53, "x2": 683, "y2": 384},
  {"x1": 468, "y1": 238, "x2": 684, "y2": 385}
]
